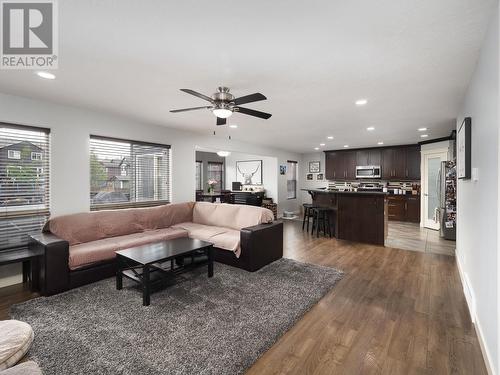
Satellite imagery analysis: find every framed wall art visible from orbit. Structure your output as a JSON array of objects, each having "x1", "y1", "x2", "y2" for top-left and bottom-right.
[
  {"x1": 457, "y1": 117, "x2": 471, "y2": 179},
  {"x1": 309, "y1": 161, "x2": 320, "y2": 173}
]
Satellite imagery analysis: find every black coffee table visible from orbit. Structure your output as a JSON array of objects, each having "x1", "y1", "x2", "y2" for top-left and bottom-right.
[{"x1": 115, "y1": 237, "x2": 214, "y2": 306}]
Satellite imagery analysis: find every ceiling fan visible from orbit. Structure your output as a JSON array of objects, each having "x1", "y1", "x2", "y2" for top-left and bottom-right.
[{"x1": 170, "y1": 86, "x2": 272, "y2": 126}]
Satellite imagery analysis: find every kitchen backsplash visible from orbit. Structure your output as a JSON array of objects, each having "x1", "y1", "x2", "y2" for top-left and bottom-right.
[{"x1": 327, "y1": 180, "x2": 421, "y2": 194}]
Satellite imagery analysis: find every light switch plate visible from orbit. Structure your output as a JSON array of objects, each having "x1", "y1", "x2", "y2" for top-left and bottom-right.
[{"x1": 472, "y1": 167, "x2": 479, "y2": 182}]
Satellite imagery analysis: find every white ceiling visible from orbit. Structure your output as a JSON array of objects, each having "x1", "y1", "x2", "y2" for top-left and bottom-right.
[{"x1": 0, "y1": 0, "x2": 496, "y2": 153}]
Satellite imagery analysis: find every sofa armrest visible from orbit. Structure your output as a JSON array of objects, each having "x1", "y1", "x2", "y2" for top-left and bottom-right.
[
  {"x1": 29, "y1": 233, "x2": 70, "y2": 296},
  {"x1": 239, "y1": 221, "x2": 283, "y2": 271}
]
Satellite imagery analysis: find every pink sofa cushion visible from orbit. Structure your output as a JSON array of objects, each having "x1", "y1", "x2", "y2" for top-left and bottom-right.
[
  {"x1": 210, "y1": 230, "x2": 241, "y2": 257},
  {"x1": 46, "y1": 202, "x2": 194, "y2": 245},
  {"x1": 193, "y1": 202, "x2": 273, "y2": 230},
  {"x1": 172, "y1": 222, "x2": 241, "y2": 256},
  {"x1": 172, "y1": 222, "x2": 229, "y2": 241},
  {"x1": 69, "y1": 227, "x2": 188, "y2": 270}
]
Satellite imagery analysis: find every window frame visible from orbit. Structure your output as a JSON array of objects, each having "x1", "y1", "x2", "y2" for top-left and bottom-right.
[
  {"x1": 195, "y1": 160, "x2": 203, "y2": 191},
  {"x1": 7, "y1": 150, "x2": 21, "y2": 160},
  {"x1": 207, "y1": 161, "x2": 224, "y2": 192},
  {"x1": 31, "y1": 152, "x2": 42, "y2": 161},
  {"x1": 0, "y1": 122, "x2": 50, "y2": 251},
  {"x1": 89, "y1": 135, "x2": 171, "y2": 211}
]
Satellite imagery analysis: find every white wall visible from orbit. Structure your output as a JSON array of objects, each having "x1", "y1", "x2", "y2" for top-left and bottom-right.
[
  {"x1": 456, "y1": 8, "x2": 498, "y2": 375},
  {"x1": 299, "y1": 152, "x2": 328, "y2": 206},
  {"x1": 0, "y1": 92, "x2": 301, "y2": 286},
  {"x1": 224, "y1": 152, "x2": 278, "y2": 202}
]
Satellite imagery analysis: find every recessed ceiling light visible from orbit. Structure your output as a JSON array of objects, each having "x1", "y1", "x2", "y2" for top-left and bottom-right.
[
  {"x1": 377, "y1": 141, "x2": 384, "y2": 145},
  {"x1": 36, "y1": 71, "x2": 55, "y2": 80},
  {"x1": 327, "y1": 136, "x2": 334, "y2": 140},
  {"x1": 343, "y1": 145, "x2": 349, "y2": 148},
  {"x1": 355, "y1": 99, "x2": 368, "y2": 106},
  {"x1": 366, "y1": 127, "x2": 375, "y2": 131},
  {"x1": 229, "y1": 124, "x2": 238, "y2": 129},
  {"x1": 320, "y1": 143, "x2": 325, "y2": 146},
  {"x1": 314, "y1": 147, "x2": 319, "y2": 150},
  {"x1": 418, "y1": 127, "x2": 427, "y2": 132},
  {"x1": 420, "y1": 134, "x2": 429, "y2": 138}
]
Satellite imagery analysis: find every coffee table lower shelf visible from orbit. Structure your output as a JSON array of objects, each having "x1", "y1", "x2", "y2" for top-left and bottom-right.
[{"x1": 115, "y1": 238, "x2": 214, "y2": 306}]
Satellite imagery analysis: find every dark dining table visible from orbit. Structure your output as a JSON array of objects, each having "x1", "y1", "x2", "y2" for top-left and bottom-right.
[{"x1": 198, "y1": 192, "x2": 228, "y2": 203}]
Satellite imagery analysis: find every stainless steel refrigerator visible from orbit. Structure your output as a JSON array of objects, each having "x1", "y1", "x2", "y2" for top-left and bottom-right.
[{"x1": 438, "y1": 161, "x2": 456, "y2": 240}]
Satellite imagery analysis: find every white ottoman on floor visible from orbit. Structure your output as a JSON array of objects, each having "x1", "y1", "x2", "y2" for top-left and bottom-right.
[
  {"x1": 0, "y1": 361, "x2": 41, "y2": 375},
  {"x1": 0, "y1": 321, "x2": 34, "y2": 371}
]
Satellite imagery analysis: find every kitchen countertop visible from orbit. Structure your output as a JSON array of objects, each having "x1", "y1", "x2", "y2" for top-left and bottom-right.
[{"x1": 301, "y1": 188, "x2": 388, "y2": 195}]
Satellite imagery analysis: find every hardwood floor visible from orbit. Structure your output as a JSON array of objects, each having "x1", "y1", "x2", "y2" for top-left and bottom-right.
[
  {"x1": 0, "y1": 220, "x2": 486, "y2": 374},
  {"x1": 386, "y1": 221, "x2": 456, "y2": 256},
  {"x1": 247, "y1": 220, "x2": 485, "y2": 375}
]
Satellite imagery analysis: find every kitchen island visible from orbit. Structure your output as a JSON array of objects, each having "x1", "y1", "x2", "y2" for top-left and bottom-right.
[{"x1": 302, "y1": 189, "x2": 388, "y2": 246}]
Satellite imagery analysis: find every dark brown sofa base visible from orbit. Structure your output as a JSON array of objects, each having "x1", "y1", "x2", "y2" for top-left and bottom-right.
[{"x1": 30, "y1": 221, "x2": 283, "y2": 296}]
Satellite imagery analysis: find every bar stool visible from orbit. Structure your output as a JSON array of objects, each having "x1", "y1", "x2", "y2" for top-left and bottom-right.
[
  {"x1": 311, "y1": 207, "x2": 334, "y2": 238},
  {"x1": 302, "y1": 203, "x2": 317, "y2": 232}
]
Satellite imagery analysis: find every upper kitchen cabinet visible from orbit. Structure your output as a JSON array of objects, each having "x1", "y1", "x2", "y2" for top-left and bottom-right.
[
  {"x1": 405, "y1": 146, "x2": 421, "y2": 180},
  {"x1": 326, "y1": 144, "x2": 421, "y2": 181},
  {"x1": 325, "y1": 151, "x2": 356, "y2": 180},
  {"x1": 356, "y1": 149, "x2": 381, "y2": 166}
]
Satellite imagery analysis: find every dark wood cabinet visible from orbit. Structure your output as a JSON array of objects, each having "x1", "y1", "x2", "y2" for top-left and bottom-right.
[
  {"x1": 405, "y1": 196, "x2": 420, "y2": 223},
  {"x1": 381, "y1": 148, "x2": 395, "y2": 179},
  {"x1": 325, "y1": 151, "x2": 356, "y2": 180},
  {"x1": 325, "y1": 144, "x2": 420, "y2": 181},
  {"x1": 356, "y1": 149, "x2": 381, "y2": 166},
  {"x1": 387, "y1": 195, "x2": 420, "y2": 222},
  {"x1": 344, "y1": 151, "x2": 357, "y2": 180},
  {"x1": 405, "y1": 146, "x2": 421, "y2": 180}
]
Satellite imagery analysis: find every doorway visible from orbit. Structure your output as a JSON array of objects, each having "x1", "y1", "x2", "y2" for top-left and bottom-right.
[{"x1": 422, "y1": 150, "x2": 448, "y2": 230}]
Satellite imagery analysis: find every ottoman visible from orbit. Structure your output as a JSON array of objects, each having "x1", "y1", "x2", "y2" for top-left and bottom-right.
[
  {"x1": 0, "y1": 321, "x2": 34, "y2": 371},
  {"x1": 0, "y1": 361, "x2": 41, "y2": 375}
]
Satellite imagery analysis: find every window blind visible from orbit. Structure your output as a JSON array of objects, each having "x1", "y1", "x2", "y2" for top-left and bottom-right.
[
  {"x1": 0, "y1": 123, "x2": 50, "y2": 251},
  {"x1": 195, "y1": 161, "x2": 202, "y2": 190},
  {"x1": 287, "y1": 160, "x2": 298, "y2": 199},
  {"x1": 90, "y1": 135, "x2": 171, "y2": 210}
]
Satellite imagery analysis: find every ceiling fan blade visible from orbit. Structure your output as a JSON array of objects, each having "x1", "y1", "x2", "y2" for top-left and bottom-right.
[
  {"x1": 180, "y1": 89, "x2": 214, "y2": 103},
  {"x1": 233, "y1": 93, "x2": 267, "y2": 105},
  {"x1": 170, "y1": 106, "x2": 211, "y2": 113},
  {"x1": 216, "y1": 117, "x2": 227, "y2": 126},
  {"x1": 235, "y1": 107, "x2": 272, "y2": 119}
]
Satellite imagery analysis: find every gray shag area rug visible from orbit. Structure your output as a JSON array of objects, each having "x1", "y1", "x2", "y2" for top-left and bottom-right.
[{"x1": 11, "y1": 258, "x2": 343, "y2": 375}]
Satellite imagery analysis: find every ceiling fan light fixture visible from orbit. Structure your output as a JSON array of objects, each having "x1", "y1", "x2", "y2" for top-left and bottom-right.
[
  {"x1": 212, "y1": 108, "x2": 233, "y2": 119},
  {"x1": 217, "y1": 151, "x2": 231, "y2": 157}
]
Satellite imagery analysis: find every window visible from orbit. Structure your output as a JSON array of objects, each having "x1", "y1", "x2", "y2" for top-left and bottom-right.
[
  {"x1": 0, "y1": 123, "x2": 50, "y2": 251},
  {"x1": 90, "y1": 135, "x2": 171, "y2": 210},
  {"x1": 207, "y1": 162, "x2": 223, "y2": 192},
  {"x1": 7, "y1": 150, "x2": 20, "y2": 159},
  {"x1": 31, "y1": 152, "x2": 42, "y2": 161},
  {"x1": 287, "y1": 160, "x2": 298, "y2": 199},
  {"x1": 195, "y1": 161, "x2": 202, "y2": 190}
]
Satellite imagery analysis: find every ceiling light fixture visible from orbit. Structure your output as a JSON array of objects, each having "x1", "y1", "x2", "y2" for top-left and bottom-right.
[
  {"x1": 420, "y1": 134, "x2": 429, "y2": 138},
  {"x1": 355, "y1": 99, "x2": 368, "y2": 106},
  {"x1": 314, "y1": 147, "x2": 319, "y2": 150},
  {"x1": 320, "y1": 143, "x2": 325, "y2": 146},
  {"x1": 216, "y1": 151, "x2": 231, "y2": 157},
  {"x1": 366, "y1": 127, "x2": 375, "y2": 131},
  {"x1": 418, "y1": 127, "x2": 427, "y2": 132},
  {"x1": 212, "y1": 108, "x2": 232, "y2": 119},
  {"x1": 377, "y1": 141, "x2": 384, "y2": 145},
  {"x1": 36, "y1": 71, "x2": 55, "y2": 80},
  {"x1": 229, "y1": 124, "x2": 238, "y2": 129},
  {"x1": 343, "y1": 145, "x2": 349, "y2": 148},
  {"x1": 327, "y1": 136, "x2": 334, "y2": 140}
]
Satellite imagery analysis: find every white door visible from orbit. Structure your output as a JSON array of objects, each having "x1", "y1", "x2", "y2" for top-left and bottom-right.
[{"x1": 423, "y1": 151, "x2": 447, "y2": 230}]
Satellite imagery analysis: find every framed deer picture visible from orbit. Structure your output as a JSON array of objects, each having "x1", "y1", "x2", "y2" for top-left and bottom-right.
[{"x1": 236, "y1": 160, "x2": 263, "y2": 185}]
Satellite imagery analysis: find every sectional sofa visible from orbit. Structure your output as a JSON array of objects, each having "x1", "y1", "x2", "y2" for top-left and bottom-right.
[{"x1": 30, "y1": 202, "x2": 283, "y2": 296}]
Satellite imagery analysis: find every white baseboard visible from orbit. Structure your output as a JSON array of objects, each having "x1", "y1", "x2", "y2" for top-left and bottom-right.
[{"x1": 456, "y1": 251, "x2": 496, "y2": 375}]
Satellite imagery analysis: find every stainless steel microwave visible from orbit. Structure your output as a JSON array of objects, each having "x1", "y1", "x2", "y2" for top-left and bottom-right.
[{"x1": 356, "y1": 165, "x2": 381, "y2": 179}]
